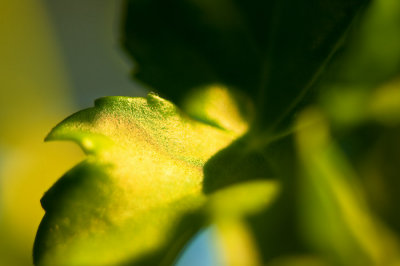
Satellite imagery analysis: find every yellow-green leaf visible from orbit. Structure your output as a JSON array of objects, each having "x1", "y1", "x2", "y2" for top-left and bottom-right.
[{"x1": 34, "y1": 92, "x2": 249, "y2": 265}]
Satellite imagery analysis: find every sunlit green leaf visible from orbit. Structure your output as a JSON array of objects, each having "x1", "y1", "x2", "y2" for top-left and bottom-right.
[{"x1": 33, "y1": 91, "x2": 251, "y2": 265}]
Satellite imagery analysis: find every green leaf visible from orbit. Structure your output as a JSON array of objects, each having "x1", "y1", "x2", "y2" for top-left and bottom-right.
[
  {"x1": 33, "y1": 92, "x2": 252, "y2": 265},
  {"x1": 122, "y1": 0, "x2": 368, "y2": 128},
  {"x1": 295, "y1": 108, "x2": 400, "y2": 265},
  {"x1": 314, "y1": 0, "x2": 400, "y2": 241},
  {"x1": 318, "y1": 0, "x2": 400, "y2": 128},
  {"x1": 204, "y1": 180, "x2": 280, "y2": 266}
]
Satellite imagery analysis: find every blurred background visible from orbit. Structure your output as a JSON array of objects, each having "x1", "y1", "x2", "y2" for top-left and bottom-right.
[{"x1": 0, "y1": 1, "x2": 157, "y2": 265}]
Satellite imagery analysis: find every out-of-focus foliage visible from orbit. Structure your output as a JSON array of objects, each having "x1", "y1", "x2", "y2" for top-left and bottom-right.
[
  {"x1": 122, "y1": 0, "x2": 368, "y2": 129},
  {"x1": 33, "y1": 0, "x2": 400, "y2": 265},
  {"x1": 296, "y1": 109, "x2": 400, "y2": 265}
]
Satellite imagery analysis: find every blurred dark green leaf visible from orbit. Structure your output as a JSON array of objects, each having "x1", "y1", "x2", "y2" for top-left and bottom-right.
[{"x1": 122, "y1": 0, "x2": 368, "y2": 129}]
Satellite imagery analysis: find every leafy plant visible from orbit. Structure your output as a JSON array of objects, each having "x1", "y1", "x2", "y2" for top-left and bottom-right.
[{"x1": 34, "y1": 0, "x2": 400, "y2": 265}]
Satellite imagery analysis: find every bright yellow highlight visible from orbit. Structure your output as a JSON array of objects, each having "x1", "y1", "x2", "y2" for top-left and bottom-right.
[
  {"x1": 206, "y1": 181, "x2": 280, "y2": 266},
  {"x1": 183, "y1": 84, "x2": 254, "y2": 135},
  {"x1": 215, "y1": 220, "x2": 261, "y2": 266},
  {"x1": 207, "y1": 180, "x2": 280, "y2": 219}
]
